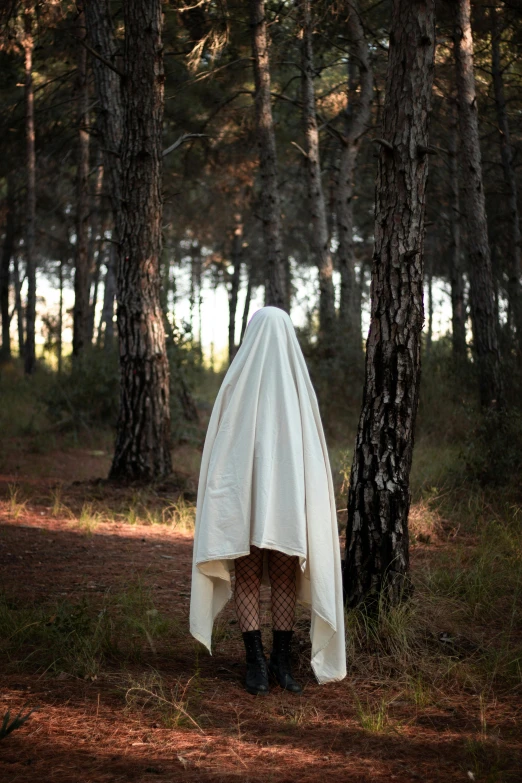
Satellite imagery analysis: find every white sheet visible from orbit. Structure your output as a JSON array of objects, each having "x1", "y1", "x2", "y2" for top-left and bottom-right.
[{"x1": 189, "y1": 306, "x2": 346, "y2": 684}]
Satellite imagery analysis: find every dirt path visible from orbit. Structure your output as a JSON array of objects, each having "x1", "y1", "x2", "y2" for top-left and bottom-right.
[{"x1": 0, "y1": 472, "x2": 520, "y2": 783}]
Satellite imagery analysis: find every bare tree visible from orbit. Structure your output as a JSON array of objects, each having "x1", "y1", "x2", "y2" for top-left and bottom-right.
[
  {"x1": 490, "y1": 4, "x2": 522, "y2": 358},
  {"x1": 448, "y1": 100, "x2": 467, "y2": 359},
  {"x1": 84, "y1": 0, "x2": 123, "y2": 221},
  {"x1": 23, "y1": 0, "x2": 36, "y2": 374},
  {"x1": 72, "y1": 8, "x2": 91, "y2": 358},
  {"x1": 0, "y1": 174, "x2": 15, "y2": 362},
  {"x1": 85, "y1": 0, "x2": 172, "y2": 479},
  {"x1": 249, "y1": 0, "x2": 287, "y2": 311},
  {"x1": 343, "y1": 0, "x2": 436, "y2": 609},
  {"x1": 300, "y1": 0, "x2": 335, "y2": 343},
  {"x1": 454, "y1": 0, "x2": 503, "y2": 407},
  {"x1": 109, "y1": 0, "x2": 171, "y2": 480},
  {"x1": 336, "y1": 0, "x2": 373, "y2": 364}
]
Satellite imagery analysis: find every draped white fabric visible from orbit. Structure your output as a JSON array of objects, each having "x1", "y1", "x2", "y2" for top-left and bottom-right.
[{"x1": 189, "y1": 306, "x2": 346, "y2": 684}]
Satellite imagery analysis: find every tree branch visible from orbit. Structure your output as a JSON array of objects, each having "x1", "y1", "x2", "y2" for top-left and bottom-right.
[
  {"x1": 75, "y1": 35, "x2": 124, "y2": 78},
  {"x1": 162, "y1": 133, "x2": 208, "y2": 157}
]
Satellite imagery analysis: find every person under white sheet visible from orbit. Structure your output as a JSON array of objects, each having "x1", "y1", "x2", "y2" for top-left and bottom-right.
[{"x1": 189, "y1": 305, "x2": 346, "y2": 695}]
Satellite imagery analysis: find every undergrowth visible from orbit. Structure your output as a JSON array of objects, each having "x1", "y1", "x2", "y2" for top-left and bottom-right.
[{"x1": 0, "y1": 580, "x2": 178, "y2": 679}]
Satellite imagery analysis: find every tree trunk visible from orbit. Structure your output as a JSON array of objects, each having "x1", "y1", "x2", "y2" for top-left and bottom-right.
[
  {"x1": 84, "y1": 0, "x2": 123, "y2": 221},
  {"x1": 426, "y1": 252, "x2": 433, "y2": 356},
  {"x1": 84, "y1": 0, "x2": 121, "y2": 348},
  {"x1": 73, "y1": 10, "x2": 91, "y2": 359},
  {"x1": 336, "y1": 0, "x2": 373, "y2": 365},
  {"x1": 12, "y1": 255, "x2": 24, "y2": 357},
  {"x1": 109, "y1": 0, "x2": 171, "y2": 481},
  {"x1": 300, "y1": 0, "x2": 336, "y2": 344},
  {"x1": 189, "y1": 242, "x2": 203, "y2": 365},
  {"x1": 249, "y1": 0, "x2": 287, "y2": 311},
  {"x1": 98, "y1": 243, "x2": 116, "y2": 349},
  {"x1": 58, "y1": 258, "x2": 63, "y2": 374},
  {"x1": 240, "y1": 263, "x2": 253, "y2": 345},
  {"x1": 23, "y1": 2, "x2": 36, "y2": 375},
  {"x1": 490, "y1": 4, "x2": 522, "y2": 358},
  {"x1": 228, "y1": 214, "x2": 242, "y2": 364},
  {"x1": 0, "y1": 173, "x2": 15, "y2": 362},
  {"x1": 454, "y1": 0, "x2": 503, "y2": 408},
  {"x1": 448, "y1": 103, "x2": 467, "y2": 359},
  {"x1": 87, "y1": 153, "x2": 105, "y2": 342},
  {"x1": 343, "y1": 0, "x2": 436, "y2": 609}
]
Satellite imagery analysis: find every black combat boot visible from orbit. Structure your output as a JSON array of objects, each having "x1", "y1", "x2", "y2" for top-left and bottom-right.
[
  {"x1": 241, "y1": 630, "x2": 269, "y2": 696},
  {"x1": 268, "y1": 630, "x2": 303, "y2": 694}
]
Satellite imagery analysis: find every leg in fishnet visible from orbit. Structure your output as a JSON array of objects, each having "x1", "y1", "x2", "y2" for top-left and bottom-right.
[
  {"x1": 268, "y1": 549, "x2": 298, "y2": 631},
  {"x1": 234, "y1": 546, "x2": 264, "y2": 632}
]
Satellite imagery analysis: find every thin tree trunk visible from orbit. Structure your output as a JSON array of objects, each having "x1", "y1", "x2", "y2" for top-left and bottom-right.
[
  {"x1": 23, "y1": 2, "x2": 36, "y2": 374},
  {"x1": 240, "y1": 263, "x2": 253, "y2": 345},
  {"x1": 0, "y1": 173, "x2": 15, "y2": 362},
  {"x1": 84, "y1": 0, "x2": 123, "y2": 222},
  {"x1": 448, "y1": 102, "x2": 467, "y2": 359},
  {"x1": 454, "y1": 0, "x2": 503, "y2": 408},
  {"x1": 336, "y1": 0, "x2": 373, "y2": 364},
  {"x1": 98, "y1": 243, "x2": 116, "y2": 349},
  {"x1": 73, "y1": 9, "x2": 91, "y2": 358},
  {"x1": 190, "y1": 242, "x2": 203, "y2": 365},
  {"x1": 228, "y1": 214, "x2": 242, "y2": 364},
  {"x1": 426, "y1": 252, "x2": 433, "y2": 356},
  {"x1": 249, "y1": 0, "x2": 287, "y2": 310},
  {"x1": 13, "y1": 256, "x2": 24, "y2": 357},
  {"x1": 300, "y1": 0, "x2": 336, "y2": 343},
  {"x1": 88, "y1": 229, "x2": 105, "y2": 344},
  {"x1": 87, "y1": 152, "x2": 105, "y2": 342},
  {"x1": 109, "y1": 0, "x2": 171, "y2": 481},
  {"x1": 84, "y1": 0, "x2": 121, "y2": 352},
  {"x1": 58, "y1": 258, "x2": 63, "y2": 374},
  {"x1": 490, "y1": 4, "x2": 522, "y2": 357},
  {"x1": 343, "y1": 0, "x2": 436, "y2": 609}
]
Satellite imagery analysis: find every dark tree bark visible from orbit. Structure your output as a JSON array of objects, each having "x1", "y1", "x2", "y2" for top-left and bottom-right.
[
  {"x1": 240, "y1": 262, "x2": 253, "y2": 345},
  {"x1": 249, "y1": 0, "x2": 287, "y2": 311},
  {"x1": 23, "y1": 1, "x2": 36, "y2": 375},
  {"x1": 490, "y1": 5, "x2": 522, "y2": 357},
  {"x1": 72, "y1": 9, "x2": 91, "y2": 358},
  {"x1": 84, "y1": 0, "x2": 121, "y2": 351},
  {"x1": 0, "y1": 174, "x2": 15, "y2": 362},
  {"x1": 343, "y1": 0, "x2": 436, "y2": 609},
  {"x1": 84, "y1": 0, "x2": 123, "y2": 220},
  {"x1": 300, "y1": 0, "x2": 336, "y2": 343},
  {"x1": 448, "y1": 102, "x2": 467, "y2": 359},
  {"x1": 228, "y1": 214, "x2": 242, "y2": 364},
  {"x1": 12, "y1": 255, "x2": 24, "y2": 357},
  {"x1": 109, "y1": 0, "x2": 172, "y2": 481},
  {"x1": 336, "y1": 0, "x2": 373, "y2": 364},
  {"x1": 454, "y1": 0, "x2": 503, "y2": 407}
]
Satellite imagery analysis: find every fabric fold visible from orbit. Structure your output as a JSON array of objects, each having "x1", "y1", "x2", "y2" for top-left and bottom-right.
[{"x1": 189, "y1": 306, "x2": 346, "y2": 684}]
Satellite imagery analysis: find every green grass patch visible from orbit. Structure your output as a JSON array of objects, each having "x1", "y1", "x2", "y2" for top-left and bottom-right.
[{"x1": 0, "y1": 580, "x2": 179, "y2": 679}]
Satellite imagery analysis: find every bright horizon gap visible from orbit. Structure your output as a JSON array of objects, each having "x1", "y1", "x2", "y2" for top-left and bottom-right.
[{"x1": 11, "y1": 262, "x2": 460, "y2": 367}]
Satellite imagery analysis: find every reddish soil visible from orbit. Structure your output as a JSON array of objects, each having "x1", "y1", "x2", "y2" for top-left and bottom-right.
[{"x1": 0, "y1": 459, "x2": 521, "y2": 783}]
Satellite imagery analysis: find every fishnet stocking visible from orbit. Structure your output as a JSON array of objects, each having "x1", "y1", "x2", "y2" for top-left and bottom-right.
[
  {"x1": 268, "y1": 549, "x2": 298, "y2": 631},
  {"x1": 234, "y1": 546, "x2": 263, "y2": 632},
  {"x1": 234, "y1": 546, "x2": 298, "y2": 632}
]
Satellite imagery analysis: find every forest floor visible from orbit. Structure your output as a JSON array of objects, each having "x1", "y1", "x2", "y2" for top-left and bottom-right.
[{"x1": 0, "y1": 439, "x2": 521, "y2": 783}]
